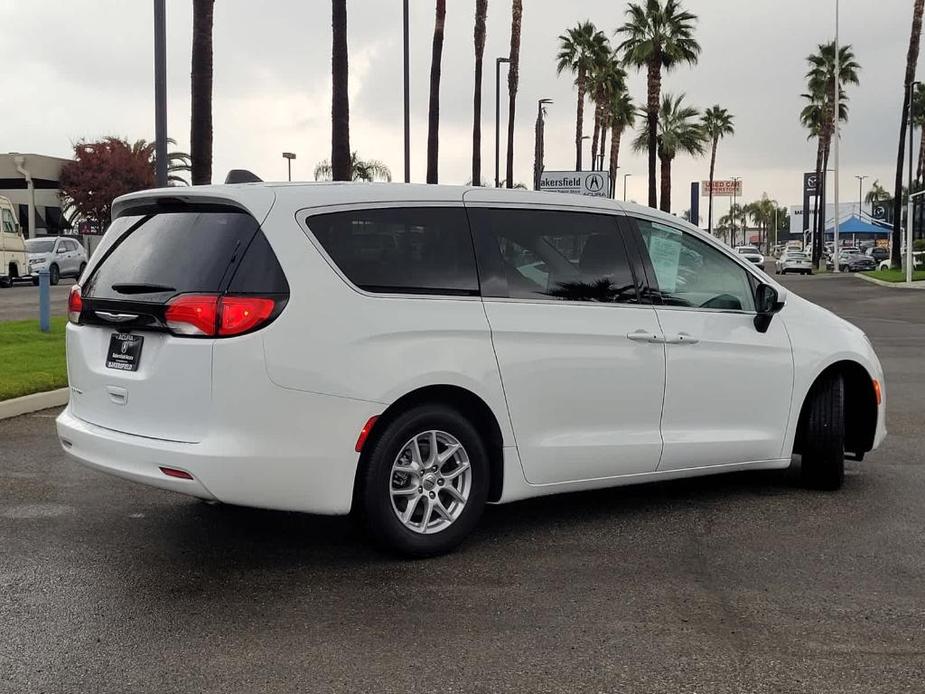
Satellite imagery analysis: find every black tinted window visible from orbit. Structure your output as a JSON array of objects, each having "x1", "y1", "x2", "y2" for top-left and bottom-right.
[
  {"x1": 83, "y1": 210, "x2": 262, "y2": 302},
  {"x1": 469, "y1": 208, "x2": 637, "y2": 303},
  {"x1": 306, "y1": 207, "x2": 478, "y2": 295}
]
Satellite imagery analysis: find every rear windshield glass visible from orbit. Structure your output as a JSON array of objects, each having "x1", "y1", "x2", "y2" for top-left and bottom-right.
[{"x1": 83, "y1": 209, "x2": 260, "y2": 302}]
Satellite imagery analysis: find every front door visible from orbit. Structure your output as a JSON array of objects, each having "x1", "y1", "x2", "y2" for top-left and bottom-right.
[
  {"x1": 467, "y1": 204, "x2": 666, "y2": 485},
  {"x1": 631, "y1": 216, "x2": 794, "y2": 471}
]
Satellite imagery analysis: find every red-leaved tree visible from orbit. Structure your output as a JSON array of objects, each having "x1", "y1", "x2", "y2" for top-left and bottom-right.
[{"x1": 59, "y1": 137, "x2": 190, "y2": 229}]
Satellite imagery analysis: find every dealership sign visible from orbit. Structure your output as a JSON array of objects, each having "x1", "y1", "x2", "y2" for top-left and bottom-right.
[
  {"x1": 701, "y1": 179, "x2": 743, "y2": 197},
  {"x1": 539, "y1": 171, "x2": 611, "y2": 198}
]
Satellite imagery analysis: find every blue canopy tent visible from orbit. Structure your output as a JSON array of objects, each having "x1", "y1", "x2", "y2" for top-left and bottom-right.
[{"x1": 823, "y1": 213, "x2": 891, "y2": 241}]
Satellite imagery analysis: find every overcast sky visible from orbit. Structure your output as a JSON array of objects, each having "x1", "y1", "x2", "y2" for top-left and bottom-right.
[{"x1": 0, "y1": 0, "x2": 918, "y2": 214}]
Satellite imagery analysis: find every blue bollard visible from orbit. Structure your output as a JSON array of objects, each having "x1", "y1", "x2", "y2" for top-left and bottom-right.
[{"x1": 39, "y1": 268, "x2": 50, "y2": 332}]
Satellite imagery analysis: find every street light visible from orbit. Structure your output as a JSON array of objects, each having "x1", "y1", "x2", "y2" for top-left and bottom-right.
[
  {"x1": 623, "y1": 172, "x2": 632, "y2": 201},
  {"x1": 534, "y1": 98, "x2": 552, "y2": 191},
  {"x1": 282, "y1": 152, "x2": 296, "y2": 182},
  {"x1": 494, "y1": 57, "x2": 510, "y2": 188},
  {"x1": 855, "y1": 175, "x2": 868, "y2": 217}
]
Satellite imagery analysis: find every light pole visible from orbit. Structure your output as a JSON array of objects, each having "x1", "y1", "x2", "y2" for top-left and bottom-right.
[
  {"x1": 623, "y1": 173, "x2": 632, "y2": 201},
  {"x1": 731, "y1": 176, "x2": 742, "y2": 246},
  {"x1": 581, "y1": 135, "x2": 590, "y2": 168},
  {"x1": 153, "y1": 0, "x2": 168, "y2": 188},
  {"x1": 534, "y1": 98, "x2": 552, "y2": 191},
  {"x1": 402, "y1": 0, "x2": 410, "y2": 183},
  {"x1": 855, "y1": 175, "x2": 868, "y2": 217},
  {"x1": 494, "y1": 57, "x2": 510, "y2": 188},
  {"x1": 833, "y1": 0, "x2": 841, "y2": 270},
  {"x1": 282, "y1": 152, "x2": 296, "y2": 182}
]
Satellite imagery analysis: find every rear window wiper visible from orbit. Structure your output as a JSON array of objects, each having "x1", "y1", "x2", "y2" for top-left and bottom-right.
[{"x1": 111, "y1": 283, "x2": 177, "y2": 295}]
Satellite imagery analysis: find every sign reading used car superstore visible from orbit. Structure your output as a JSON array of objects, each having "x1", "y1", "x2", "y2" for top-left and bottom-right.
[{"x1": 539, "y1": 171, "x2": 611, "y2": 198}]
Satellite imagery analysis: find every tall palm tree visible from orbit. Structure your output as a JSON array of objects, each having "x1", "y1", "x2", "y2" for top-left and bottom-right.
[
  {"x1": 556, "y1": 22, "x2": 609, "y2": 171},
  {"x1": 588, "y1": 49, "x2": 623, "y2": 171},
  {"x1": 618, "y1": 0, "x2": 700, "y2": 209},
  {"x1": 426, "y1": 0, "x2": 447, "y2": 184},
  {"x1": 701, "y1": 105, "x2": 734, "y2": 233},
  {"x1": 331, "y1": 0, "x2": 350, "y2": 181},
  {"x1": 504, "y1": 0, "x2": 523, "y2": 189},
  {"x1": 471, "y1": 0, "x2": 488, "y2": 186},
  {"x1": 745, "y1": 194, "x2": 777, "y2": 251},
  {"x1": 190, "y1": 0, "x2": 214, "y2": 185},
  {"x1": 607, "y1": 91, "x2": 635, "y2": 198},
  {"x1": 314, "y1": 152, "x2": 392, "y2": 182},
  {"x1": 801, "y1": 42, "x2": 859, "y2": 267},
  {"x1": 865, "y1": 179, "x2": 891, "y2": 204},
  {"x1": 717, "y1": 202, "x2": 744, "y2": 245},
  {"x1": 892, "y1": 0, "x2": 925, "y2": 267},
  {"x1": 633, "y1": 93, "x2": 706, "y2": 214}
]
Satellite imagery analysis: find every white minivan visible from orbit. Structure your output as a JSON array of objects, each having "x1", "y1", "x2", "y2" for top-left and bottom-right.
[{"x1": 57, "y1": 182, "x2": 886, "y2": 556}]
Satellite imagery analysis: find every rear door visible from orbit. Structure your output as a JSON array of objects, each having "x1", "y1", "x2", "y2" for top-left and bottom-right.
[
  {"x1": 466, "y1": 203, "x2": 666, "y2": 485},
  {"x1": 69, "y1": 202, "x2": 287, "y2": 442}
]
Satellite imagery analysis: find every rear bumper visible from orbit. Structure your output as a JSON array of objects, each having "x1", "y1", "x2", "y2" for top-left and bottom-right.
[{"x1": 56, "y1": 387, "x2": 382, "y2": 515}]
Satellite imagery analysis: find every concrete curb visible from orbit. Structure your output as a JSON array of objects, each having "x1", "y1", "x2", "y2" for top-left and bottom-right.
[
  {"x1": 857, "y1": 273, "x2": 925, "y2": 290},
  {"x1": 0, "y1": 388, "x2": 69, "y2": 420}
]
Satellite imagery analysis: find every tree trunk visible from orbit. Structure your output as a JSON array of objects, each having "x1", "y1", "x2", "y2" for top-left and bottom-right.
[
  {"x1": 609, "y1": 125, "x2": 622, "y2": 199},
  {"x1": 331, "y1": 0, "x2": 351, "y2": 181},
  {"x1": 426, "y1": 0, "x2": 447, "y2": 184},
  {"x1": 190, "y1": 0, "x2": 214, "y2": 185},
  {"x1": 817, "y1": 143, "x2": 831, "y2": 268},
  {"x1": 599, "y1": 118, "x2": 609, "y2": 176},
  {"x1": 575, "y1": 72, "x2": 586, "y2": 171},
  {"x1": 707, "y1": 137, "x2": 718, "y2": 233},
  {"x1": 534, "y1": 107, "x2": 544, "y2": 190},
  {"x1": 893, "y1": 0, "x2": 925, "y2": 267},
  {"x1": 504, "y1": 0, "x2": 522, "y2": 189},
  {"x1": 659, "y1": 152, "x2": 671, "y2": 214},
  {"x1": 471, "y1": 0, "x2": 488, "y2": 186},
  {"x1": 646, "y1": 58, "x2": 661, "y2": 209},
  {"x1": 590, "y1": 104, "x2": 601, "y2": 171}
]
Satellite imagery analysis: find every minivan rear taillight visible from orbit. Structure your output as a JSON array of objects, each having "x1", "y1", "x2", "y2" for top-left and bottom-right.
[
  {"x1": 67, "y1": 285, "x2": 82, "y2": 323},
  {"x1": 164, "y1": 294, "x2": 278, "y2": 337}
]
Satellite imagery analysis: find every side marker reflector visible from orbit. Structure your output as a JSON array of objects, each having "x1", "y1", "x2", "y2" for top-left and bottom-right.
[
  {"x1": 160, "y1": 466, "x2": 194, "y2": 480},
  {"x1": 872, "y1": 379, "x2": 882, "y2": 405},
  {"x1": 355, "y1": 416, "x2": 379, "y2": 453}
]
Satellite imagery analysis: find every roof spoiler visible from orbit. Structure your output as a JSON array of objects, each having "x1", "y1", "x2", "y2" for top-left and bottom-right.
[{"x1": 225, "y1": 169, "x2": 263, "y2": 184}]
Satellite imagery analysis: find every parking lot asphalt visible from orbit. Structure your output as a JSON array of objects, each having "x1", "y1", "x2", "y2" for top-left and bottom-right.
[
  {"x1": 2, "y1": 273, "x2": 924, "y2": 693},
  {"x1": 0, "y1": 282, "x2": 71, "y2": 321}
]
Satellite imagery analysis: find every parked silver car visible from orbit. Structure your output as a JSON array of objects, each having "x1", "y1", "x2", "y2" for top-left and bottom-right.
[{"x1": 25, "y1": 236, "x2": 88, "y2": 285}]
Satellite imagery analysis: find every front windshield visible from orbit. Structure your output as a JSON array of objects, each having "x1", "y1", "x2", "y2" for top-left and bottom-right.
[{"x1": 25, "y1": 238, "x2": 56, "y2": 253}]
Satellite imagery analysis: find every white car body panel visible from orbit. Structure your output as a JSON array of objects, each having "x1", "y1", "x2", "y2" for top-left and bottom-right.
[{"x1": 57, "y1": 182, "x2": 886, "y2": 516}]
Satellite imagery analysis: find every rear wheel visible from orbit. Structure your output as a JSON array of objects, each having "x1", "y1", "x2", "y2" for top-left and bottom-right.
[
  {"x1": 358, "y1": 405, "x2": 489, "y2": 557},
  {"x1": 800, "y1": 373, "x2": 845, "y2": 490},
  {"x1": 49, "y1": 264, "x2": 59, "y2": 286}
]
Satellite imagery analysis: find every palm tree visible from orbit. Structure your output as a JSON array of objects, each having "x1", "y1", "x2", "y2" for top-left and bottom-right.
[
  {"x1": 745, "y1": 194, "x2": 777, "y2": 251},
  {"x1": 633, "y1": 93, "x2": 705, "y2": 214},
  {"x1": 331, "y1": 0, "x2": 350, "y2": 181},
  {"x1": 314, "y1": 152, "x2": 392, "y2": 182},
  {"x1": 471, "y1": 0, "x2": 489, "y2": 186},
  {"x1": 892, "y1": 0, "x2": 925, "y2": 267},
  {"x1": 607, "y1": 91, "x2": 635, "y2": 198},
  {"x1": 718, "y1": 202, "x2": 745, "y2": 245},
  {"x1": 618, "y1": 0, "x2": 700, "y2": 209},
  {"x1": 587, "y1": 49, "x2": 624, "y2": 171},
  {"x1": 426, "y1": 0, "x2": 447, "y2": 184},
  {"x1": 556, "y1": 22, "x2": 610, "y2": 171},
  {"x1": 701, "y1": 105, "x2": 734, "y2": 233},
  {"x1": 190, "y1": 0, "x2": 214, "y2": 185},
  {"x1": 504, "y1": 0, "x2": 523, "y2": 189},
  {"x1": 865, "y1": 179, "x2": 891, "y2": 204}
]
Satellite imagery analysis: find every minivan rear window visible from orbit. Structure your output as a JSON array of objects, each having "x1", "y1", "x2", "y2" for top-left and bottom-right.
[
  {"x1": 305, "y1": 207, "x2": 478, "y2": 295},
  {"x1": 83, "y1": 209, "x2": 265, "y2": 302}
]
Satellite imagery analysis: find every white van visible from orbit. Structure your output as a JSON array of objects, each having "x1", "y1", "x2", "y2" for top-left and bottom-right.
[
  {"x1": 0, "y1": 195, "x2": 26, "y2": 287},
  {"x1": 57, "y1": 182, "x2": 886, "y2": 556}
]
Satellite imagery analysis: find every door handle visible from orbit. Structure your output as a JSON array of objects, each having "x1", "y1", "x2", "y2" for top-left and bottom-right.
[
  {"x1": 626, "y1": 329, "x2": 663, "y2": 343},
  {"x1": 665, "y1": 332, "x2": 699, "y2": 345}
]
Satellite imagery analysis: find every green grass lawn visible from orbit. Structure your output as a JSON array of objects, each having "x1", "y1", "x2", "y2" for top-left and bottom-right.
[
  {"x1": 862, "y1": 269, "x2": 925, "y2": 283},
  {"x1": 0, "y1": 317, "x2": 68, "y2": 401}
]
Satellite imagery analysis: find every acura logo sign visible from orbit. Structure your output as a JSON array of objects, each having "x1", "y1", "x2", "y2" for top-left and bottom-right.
[{"x1": 584, "y1": 174, "x2": 604, "y2": 193}]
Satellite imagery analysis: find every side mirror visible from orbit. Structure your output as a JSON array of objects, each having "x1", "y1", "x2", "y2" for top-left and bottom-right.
[{"x1": 754, "y1": 283, "x2": 784, "y2": 333}]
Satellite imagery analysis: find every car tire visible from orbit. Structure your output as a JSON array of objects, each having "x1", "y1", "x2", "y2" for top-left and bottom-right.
[
  {"x1": 800, "y1": 373, "x2": 845, "y2": 491},
  {"x1": 32, "y1": 277, "x2": 39, "y2": 286},
  {"x1": 49, "y1": 264, "x2": 60, "y2": 286},
  {"x1": 357, "y1": 404, "x2": 489, "y2": 557},
  {"x1": 0, "y1": 277, "x2": 10, "y2": 289}
]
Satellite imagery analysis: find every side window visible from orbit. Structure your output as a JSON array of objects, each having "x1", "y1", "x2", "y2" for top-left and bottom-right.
[
  {"x1": 469, "y1": 208, "x2": 638, "y2": 303},
  {"x1": 1, "y1": 209, "x2": 14, "y2": 234},
  {"x1": 635, "y1": 218, "x2": 755, "y2": 312},
  {"x1": 305, "y1": 207, "x2": 478, "y2": 295}
]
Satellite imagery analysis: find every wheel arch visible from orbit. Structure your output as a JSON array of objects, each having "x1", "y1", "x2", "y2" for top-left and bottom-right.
[
  {"x1": 354, "y1": 384, "x2": 506, "y2": 505},
  {"x1": 794, "y1": 360, "x2": 877, "y2": 457}
]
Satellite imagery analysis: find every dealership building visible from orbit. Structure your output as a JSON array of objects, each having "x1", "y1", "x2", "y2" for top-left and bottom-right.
[{"x1": 0, "y1": 152, "x2": 71, "y2": 238}]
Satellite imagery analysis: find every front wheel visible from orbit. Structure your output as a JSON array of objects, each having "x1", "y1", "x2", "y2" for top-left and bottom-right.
[
  {"x1": 358, "y1": 405, "x2": 489, "y2": 557},
  {"x1": 49, "y1": 264, "x2": 60, "y2": 286},
  {"x1": 800, "y1": 373, "x2": 845, "y2": 490}
]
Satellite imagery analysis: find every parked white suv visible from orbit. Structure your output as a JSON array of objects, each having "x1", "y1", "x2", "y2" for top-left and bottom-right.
[
  {"x1": 25, "y1": 236, "x2": 88, "y2": 285},
  {"x1": 57, "y1": 183, "x2": 886, "y2": 556}
]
